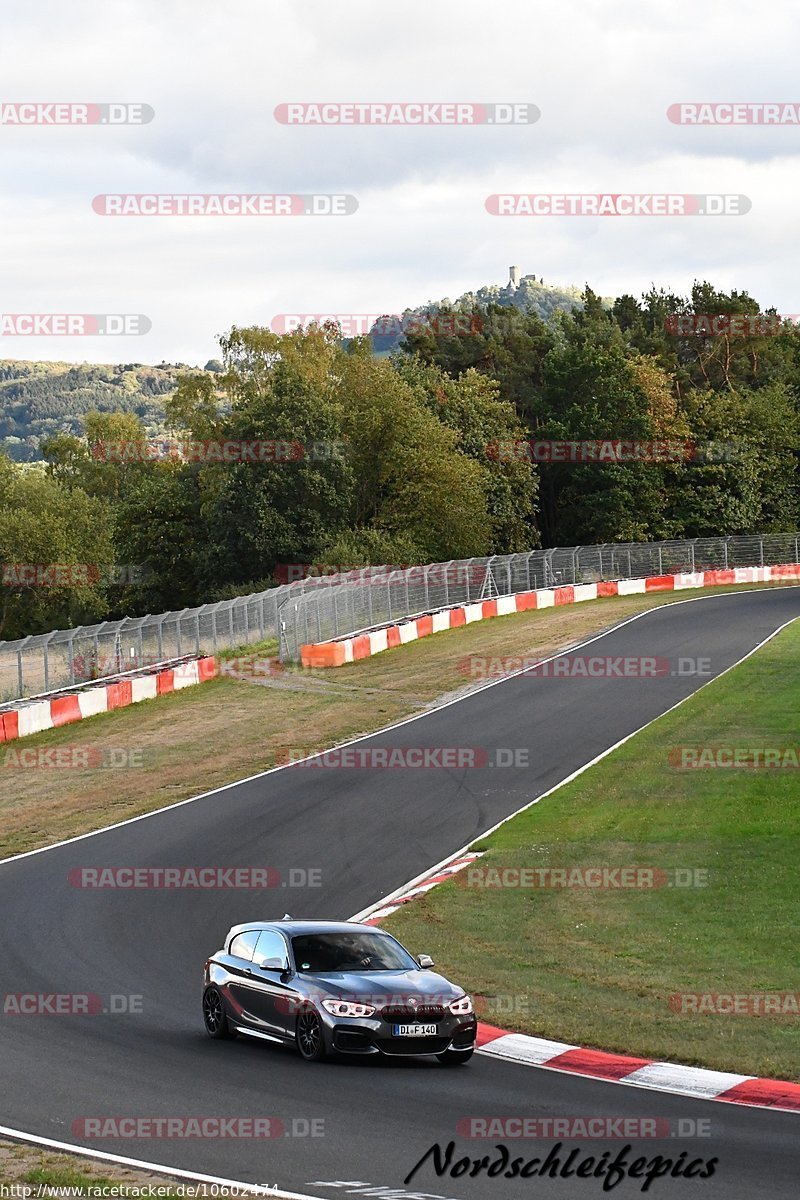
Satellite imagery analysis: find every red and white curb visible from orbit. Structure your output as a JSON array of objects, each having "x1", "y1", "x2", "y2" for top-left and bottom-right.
[
  {"x1": 362, "y1": 853, "x2": 483, "y2": 923},
  {"x1": 300, "y1": 563, "x2": 800, "y2": 667},
  {"x1": 0, "y1": 656, "x2": 219, "y2": 745},
  {"x1": 362, "y1": 852, "x2": 800, "y2": 1114}
]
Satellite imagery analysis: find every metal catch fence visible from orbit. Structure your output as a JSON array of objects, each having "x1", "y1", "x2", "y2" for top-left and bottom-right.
[{"x1": 2, "y1": 532, "x2": 798, "y2": 703}]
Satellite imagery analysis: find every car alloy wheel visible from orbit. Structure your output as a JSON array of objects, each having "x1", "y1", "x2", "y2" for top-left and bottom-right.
[
  {"x1": 296, "y1": 1007, "x2": 327, "y2": 1061},
  {"x1": 203, "y1": 986, "x2": 235, "y2": 1039}
]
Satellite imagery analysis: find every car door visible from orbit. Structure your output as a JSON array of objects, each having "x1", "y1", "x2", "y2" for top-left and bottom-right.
[
  {"x1": 249, "y1": 929, "x2": 301, "y2": 1037},
  {"x1": 224, "y1": 929, "x2": 268, "y2": 1028}
]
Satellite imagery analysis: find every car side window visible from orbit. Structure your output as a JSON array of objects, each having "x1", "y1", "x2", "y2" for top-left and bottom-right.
[
  {"x1": 254, "y1": 929, "x2": 289, "y2": 967},
  {"x1": 229, "y1": 930, "x2": 261, "y2": 962}
]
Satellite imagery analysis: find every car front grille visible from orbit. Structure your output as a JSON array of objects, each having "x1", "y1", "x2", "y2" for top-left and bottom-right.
[{"x1": 381, "y1": 1004, "x2": 446, "y2": 1021}]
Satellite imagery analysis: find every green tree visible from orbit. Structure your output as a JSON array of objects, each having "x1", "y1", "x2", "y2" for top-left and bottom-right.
[{"x1": 0, "y1": 457, "x2": 115, "y2": 639}]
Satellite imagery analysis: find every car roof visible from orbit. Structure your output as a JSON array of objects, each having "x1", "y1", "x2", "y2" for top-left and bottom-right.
[{"x1": 225, "y1": 919, "x2": 389, "y2": 943}]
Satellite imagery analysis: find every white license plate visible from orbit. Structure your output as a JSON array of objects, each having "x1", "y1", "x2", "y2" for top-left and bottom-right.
[{"x1": 392, "y1": 1023, "x2": 438, "y2": 1037}]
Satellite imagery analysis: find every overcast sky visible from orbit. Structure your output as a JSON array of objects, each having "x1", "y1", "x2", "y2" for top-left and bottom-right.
[{"x1": 1, "y1": 0, "x2": 798, "y2": 364}]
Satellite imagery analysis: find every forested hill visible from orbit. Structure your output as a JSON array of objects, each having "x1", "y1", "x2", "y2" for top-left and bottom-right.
[
  {"x1": 368, "y1": 272, "x2": 588, "y2": 352},
  {"x1": 0, "y1": 360, "x2": 206, "y2": 461},
  {"x1": 0, "y1": 273, "x2": 589, "y2": 458}
]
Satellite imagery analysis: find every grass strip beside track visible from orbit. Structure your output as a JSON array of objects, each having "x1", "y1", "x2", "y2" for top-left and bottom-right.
[{"x1": 383, "y1": 619, "x2": 800, "y2": 1080}]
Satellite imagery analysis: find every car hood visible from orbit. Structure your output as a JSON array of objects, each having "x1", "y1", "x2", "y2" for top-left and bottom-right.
[{"x1": 301, "y1": 969, "x2": 463, "y2": 1003}]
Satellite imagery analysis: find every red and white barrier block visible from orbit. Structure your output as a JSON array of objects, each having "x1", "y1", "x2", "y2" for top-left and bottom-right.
[
  {"x1": 361, "y1": 852, "x2": 800, "y2": 1114},
  {"x1": 0, "y1": 657, "x2": 218, "y2": 746},
  {"x1": 301, "y1": 563, "x2": 800, "y2": 668}
]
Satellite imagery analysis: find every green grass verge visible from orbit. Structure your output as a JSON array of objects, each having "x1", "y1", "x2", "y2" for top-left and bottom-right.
[{"x1": 383, "y1": 618, "x2": 800, "y2": 1080}]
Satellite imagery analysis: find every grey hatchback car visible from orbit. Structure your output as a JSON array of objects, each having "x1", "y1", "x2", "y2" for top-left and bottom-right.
[{"x1": 203, "y1": 920, "x2": 477, "y2": 1064}]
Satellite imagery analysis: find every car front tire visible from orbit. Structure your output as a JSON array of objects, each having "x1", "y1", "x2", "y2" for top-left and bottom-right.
[
  {"x1": 296, "y1": 1006, "x2": 327, "y2": 1061},
  {"x1": 203, "y1": 985, "x2": 237, "y2": 1040}
]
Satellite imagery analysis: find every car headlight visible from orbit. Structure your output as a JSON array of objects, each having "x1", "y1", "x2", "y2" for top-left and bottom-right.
[
  {"x1": 449, "y1": 995, "x2": 474, "y2": 1015},
  {"x1": 321, "y1": 999, "x2": 376, "y2": 1018}
]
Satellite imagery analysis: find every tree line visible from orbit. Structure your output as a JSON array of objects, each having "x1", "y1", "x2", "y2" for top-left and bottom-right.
[{"x1": 1, "y1": 280, "x2": 798, "y2": 639}]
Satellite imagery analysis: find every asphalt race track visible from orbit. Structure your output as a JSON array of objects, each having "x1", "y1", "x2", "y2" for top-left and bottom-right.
[{"x1": 1, "y1": 589, "x2": 799, "y2": 1199}]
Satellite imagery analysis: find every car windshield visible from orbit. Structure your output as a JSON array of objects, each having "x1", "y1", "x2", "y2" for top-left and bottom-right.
[{"x1": 291, "y1": 931, "x2": 417, "y2": 973}]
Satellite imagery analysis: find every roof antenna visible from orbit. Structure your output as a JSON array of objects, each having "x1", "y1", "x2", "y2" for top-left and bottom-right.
[{"x1": 282, "y1": 913, "x2": 293, "y2": 920}]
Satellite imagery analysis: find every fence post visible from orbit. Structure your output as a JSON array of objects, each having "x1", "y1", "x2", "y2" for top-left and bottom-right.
[
  {"x1": 67, "y1": 634, "x2": 75, "y2": 686},
  {"x1": 423, "y1": 565, "x2": 430, "y2": 612}
]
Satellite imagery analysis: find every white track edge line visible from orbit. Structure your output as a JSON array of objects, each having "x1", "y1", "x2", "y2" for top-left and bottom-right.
[{"x1": 0, "y1": 1124, "x2": 317, "y2": 1198}]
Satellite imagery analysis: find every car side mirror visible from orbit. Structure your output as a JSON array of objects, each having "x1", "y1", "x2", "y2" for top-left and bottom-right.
[
  {"x1": 260, "y1": 957, "x2": 289, "y2": 972},
  {"x1": 417, "y1": 954, "x2": 434, "y2": 969}
]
